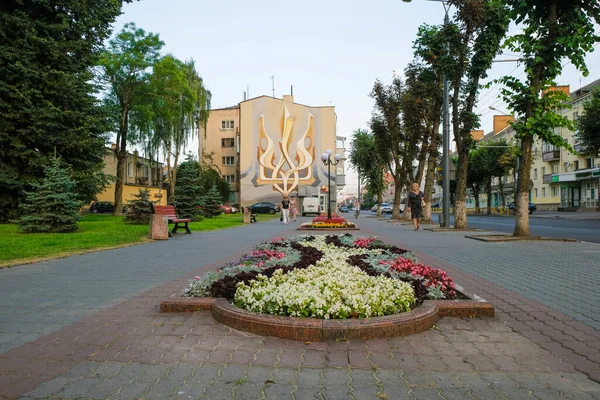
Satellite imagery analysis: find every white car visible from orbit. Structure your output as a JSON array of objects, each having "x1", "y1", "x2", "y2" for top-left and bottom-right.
[{"x1": 371, "y1": 203, "x2": 393, "y2": 214}]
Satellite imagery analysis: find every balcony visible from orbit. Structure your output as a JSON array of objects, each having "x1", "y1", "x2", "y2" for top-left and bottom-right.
[
  {"x1": 574, "y1": 142, "x2": 588, "y2": 154},
  {"x1": 542, "y1": 150, "x2": 560, "y2": 161},
  {"x1": 542, "y1": 174, "x2": 553, "y2": 184}
]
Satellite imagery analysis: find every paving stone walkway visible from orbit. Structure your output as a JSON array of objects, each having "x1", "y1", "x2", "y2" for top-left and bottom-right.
[{"x1": 1, "y1": 216, "x2": 599, "y2": 399}]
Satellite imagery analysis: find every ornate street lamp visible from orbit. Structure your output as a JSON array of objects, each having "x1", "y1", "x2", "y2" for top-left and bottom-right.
[
  {"x1": 403, "y1": 0, "x2": 451, "y2": 227},
  {"x1": 321, "y1": 149, "x2": 341, "y2": 220}
]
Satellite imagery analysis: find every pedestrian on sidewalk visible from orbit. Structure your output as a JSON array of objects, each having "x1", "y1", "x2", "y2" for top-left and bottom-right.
[
  {"x1": 407, "y1": 182, "x2": 425, "y2": 231},
  {"x1": 289, "y1": 196, "x2": 298, "y2": 222},
  {"x1": 280, "y1": 196, "x2": 290, "y2": 224}
]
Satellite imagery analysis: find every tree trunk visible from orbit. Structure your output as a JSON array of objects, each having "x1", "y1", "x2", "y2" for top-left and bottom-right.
[
  {"x1": 392, "y1": 179, "x2": 404, "y2": 220},
  {"x1": 454, "y1": 149, "x2": 469, "y2": 229},
  {"x1": 498, "y1": 179, "x2": 505, "y2": 207},
  {"x1": 113, "y1": 105, "x2": 129, "y2": 216},
  {"x1": 377, "y1": 191, "x2": 383, "y2": 217},
  {"x1": 513, "y1": 135, "x2": 533, "y2": 236},
  {"x1": 486, "y1": 179, "x2": 492, "y2": 215},
  {"x1": 422, "y1": 151, "x2": 438, "y2": 223}
]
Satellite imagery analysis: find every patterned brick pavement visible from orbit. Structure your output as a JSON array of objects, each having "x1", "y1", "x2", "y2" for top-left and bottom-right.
[{"x1": 1, "y1": 216, "x2": 599, "y2": 399}]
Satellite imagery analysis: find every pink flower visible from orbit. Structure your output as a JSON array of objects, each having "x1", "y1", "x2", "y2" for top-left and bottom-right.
[{"x1": 194, "y1": 276, "x2": 200, "y2": 281}]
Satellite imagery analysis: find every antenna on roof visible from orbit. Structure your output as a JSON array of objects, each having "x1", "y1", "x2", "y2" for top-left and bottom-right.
[
  {"x1": 271, "y1": 75, "x2": 275, "y2": 98},
  {"x1": 291, "y1": 85, "x2": 293, "y2": 96}
]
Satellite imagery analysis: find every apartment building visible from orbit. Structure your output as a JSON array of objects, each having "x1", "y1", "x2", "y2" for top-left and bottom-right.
[
  {"x1": 473, "y1": 80, "x2": 600, "y2": 212},
  {"x1": 533, "y1": 81, "x2": 600, "y2": 211},
  {"x1": 199, "y1": 94, "x2": 345, "y2": 209},
  {"x1": 93, "y1": 147, "x2": 167, "y2": 206}
]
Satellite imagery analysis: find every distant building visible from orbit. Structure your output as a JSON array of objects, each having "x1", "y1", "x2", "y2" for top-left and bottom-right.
[
  {"x1": 93, "y1": 146, "x2": 167, "y2": 207},
  {"x1": 200, "y1": 94, "x2": 345, "y2": 211}
]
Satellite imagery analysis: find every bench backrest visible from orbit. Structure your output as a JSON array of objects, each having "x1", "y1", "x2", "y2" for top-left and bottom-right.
[{"x1": 153, "y1": 205, "x2": 178, "y2": 218}]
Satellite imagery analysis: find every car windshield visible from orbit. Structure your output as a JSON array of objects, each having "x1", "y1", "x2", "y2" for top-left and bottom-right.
[{"x1": 381, "y1": 203, "x2": 390, "y2": 207}]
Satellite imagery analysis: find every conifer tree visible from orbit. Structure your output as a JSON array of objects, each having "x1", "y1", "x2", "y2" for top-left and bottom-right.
[
  {"x1": 124, "y1": 188, "x2": 154, "y2": 225},
  {"x1": 199, "y1": 185, "x2": 223, "y2": 218},
  {"x1": 175, "y1": 158, "x2": 202, "y2": 221},
  {"x1": 17, "y1": 158, "x2": 81, "y2": 233}
]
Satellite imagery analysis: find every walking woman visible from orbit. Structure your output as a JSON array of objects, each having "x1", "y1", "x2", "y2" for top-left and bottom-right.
[
  {"x1": 289, "y1": 196, "x2": 298, "y2": 222},
  {"x1": 406, "y1": 183, "x2": 425, "y2": 231},
  {"x1": 281, "y1": 196, "x2": 290, "y2": 224}
]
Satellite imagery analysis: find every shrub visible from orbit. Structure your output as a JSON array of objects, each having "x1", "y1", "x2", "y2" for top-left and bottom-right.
[
  {"x1": 17, "y1": 158, "x2": 81, "y2": 233},
  {"x1": 124, "y1": 188, "x2": 154, "y2": 225}
]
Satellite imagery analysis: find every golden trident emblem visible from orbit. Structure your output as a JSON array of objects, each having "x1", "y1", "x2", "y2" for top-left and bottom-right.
[{"x1": 257, "y1": 106, "x2": 315, "y2": 196}]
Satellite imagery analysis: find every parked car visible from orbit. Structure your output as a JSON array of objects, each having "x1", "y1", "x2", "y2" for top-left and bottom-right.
[
  {"x1": 371, "y1": 203, "x2": 393, "y2": 214},
  {"x1": 430, "y1": 201, "x2": 440, "y2": 208},
  {"x1": 248, "y1": 202, "x2": 280, "y2": 214},
  {"x1": 220, "y1": 205, "x2": 234, "y2": 214},
  {"x1": 340, "y1": 205, "x2": 349, "y2": 213},
  {"x1": 507, "y1": 202, "x2": 537, "y2": 214},
  {"x1": 89, "y1": 201, "x2": 114, "y2": 214}
]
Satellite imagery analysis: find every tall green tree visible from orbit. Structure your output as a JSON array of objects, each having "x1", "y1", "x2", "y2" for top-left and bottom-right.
[
  {"x1": 478, "y1": 140, "x2": 515, "y2": 212},
  {"x1": 577, "y1": 87, "x2": 600, "y2": 158},
  {"x1": 370, "y1": 77, "x2": 422, "y2": 220},
  {"x1": 0, "y1": 0, "x2": 131, "y2": 222},
  {"x1": 175, "y1": 156, "x2": 203, "y2": 221},
  {"x1": 447, "y1": 0, "x2": 510, "y2": 229},
  {"x1": 17, "y1": 158, "x2": 81, "y2": 233},
  {"x1": 99, "y1": 23, "x2": 164, "y2": 216},
  {"x1": 348, "y1": 129, "x2": 385, "y2": 215},
  {"x1": 499, "y1": 0, "x2": 600, "y2": 236},
  {"x1": 412, "y1": 25, "x2": 446, "y2": 223}
]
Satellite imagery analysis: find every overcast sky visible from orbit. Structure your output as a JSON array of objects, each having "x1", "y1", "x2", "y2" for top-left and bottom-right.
[{"x1": 114, "y1": 0, "x2": 600, "y2": 195}]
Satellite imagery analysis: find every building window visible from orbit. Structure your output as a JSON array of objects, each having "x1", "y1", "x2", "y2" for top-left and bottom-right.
[
  {"x1": 542, "y1": 142, "x2": 556, "y2": 153},
  {"x1": 534, "y1": 168, "x2": 538, "y2": 179},
  {"x1": 587, "y1": 158, "x2": 595, "y2": 169},
  {"x1": 221, "y1": 138, "x2": 235, "y2": 147},
  {"x1": 534, "y1": 188, "x2": 538, "y2": 198},
  {"x1": 542, "y1": 187, "x2": 546, "y2": 197},
  {"x1": 552, "y1": 187, "x2": 558, "y2": 197},
  {"x1": 574, "y1": 160, "x2": 579, "y2": 170},
  {"x1": 224, "y1": 175, "x2": 235, "y2": 183},
  {"x1": 222, "y1": 156, "x2": 235, "y2": 165},
  {"x1": 573, "y1": 111, "x2": 579, "y2": 121},
  {"x1": 221, "y1": 120, "x2": 234, "y2": 130},
  {"x1": 552, "y1": 164, "x2": 559, "y2": 174},
  {"x1": 127, "y1": 162, "x2": 134, "y2": 177},
  {"x1": 142, "y1": 166, "x2": 149, "y2": 178},
  {"x1": 541, "y1": 167, "x2": 546, "y2": 176}
]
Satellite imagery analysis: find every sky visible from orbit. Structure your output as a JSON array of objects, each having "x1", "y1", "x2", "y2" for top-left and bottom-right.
[{"x1": 113, "y1": 0, "x2": 600, "y2": 195}]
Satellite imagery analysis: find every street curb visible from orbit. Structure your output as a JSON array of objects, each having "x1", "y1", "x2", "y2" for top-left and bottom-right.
[{"x1": 465, "y1": 234, "x2": 579, "y2": 243}]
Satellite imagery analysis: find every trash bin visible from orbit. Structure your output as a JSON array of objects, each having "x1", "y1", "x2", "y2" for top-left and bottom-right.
[
  {"x1": 438, "y1": 214, "x2": 444, "y2": 227},
  {"x1": 149, "y1": 215, "x2": 169, "y2": 240}
]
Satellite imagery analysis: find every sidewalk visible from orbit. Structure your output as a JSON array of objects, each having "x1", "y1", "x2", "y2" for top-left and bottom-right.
[
  {"x1": 442, "y1": 210, "x2": 600, "y2": 220},
  {"x1": 1, "y1": 217, "x2": 599, "y2": 399}
]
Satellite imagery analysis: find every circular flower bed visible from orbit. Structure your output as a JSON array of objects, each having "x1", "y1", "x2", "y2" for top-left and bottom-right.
[
  {"x1": 183, "y1": 234, "x2": 457, "y2": 320},
  {"x1": 300, "y1": 215, "x2": 356, "y2": 229}
]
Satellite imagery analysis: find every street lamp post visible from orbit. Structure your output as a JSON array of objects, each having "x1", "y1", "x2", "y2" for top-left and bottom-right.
[
  {"x1": 403, "y1": 0, "x2": 451, "y2": 227},
  {"x1": 321, "y1": 149, "x2": 341, "y2": 220}
]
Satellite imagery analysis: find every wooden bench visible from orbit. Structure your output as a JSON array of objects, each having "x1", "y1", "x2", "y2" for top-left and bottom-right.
[
  {"x1": 241, "y1": 207, "x2": 257, "y2": 223},
  {"x1": 152, "y1": 204, "x2": 192, "y2": 236}
]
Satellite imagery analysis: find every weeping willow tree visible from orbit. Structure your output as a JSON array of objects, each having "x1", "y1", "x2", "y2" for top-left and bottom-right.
[{"x1": 147, "y1": 56, "x2": 211, "y2": 202}]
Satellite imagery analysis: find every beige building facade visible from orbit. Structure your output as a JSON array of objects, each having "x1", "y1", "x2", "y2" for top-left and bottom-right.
[
  {"x1": 200, "y1": 94, "x2": 345, "y2": 210},
  {"x1": 93, "y1": 147, "x2": 167, "y2": 207}
]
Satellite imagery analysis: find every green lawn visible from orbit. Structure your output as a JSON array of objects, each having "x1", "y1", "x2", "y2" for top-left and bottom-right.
[{"x1": 0, "y1": 212, "x2": 278, "y2": 267}]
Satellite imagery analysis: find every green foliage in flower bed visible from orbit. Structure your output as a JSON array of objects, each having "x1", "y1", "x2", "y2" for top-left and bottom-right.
[{"x1": 183, "y1": 234, "x2": 458, "y2": 320}]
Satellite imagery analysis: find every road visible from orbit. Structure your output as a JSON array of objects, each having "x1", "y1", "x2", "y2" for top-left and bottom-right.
[{"x1": 371, "y1": 212, "x2": 600, "y2": 244}]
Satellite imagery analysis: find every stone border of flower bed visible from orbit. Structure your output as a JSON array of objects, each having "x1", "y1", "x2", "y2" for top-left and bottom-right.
[
  {"x1": 296, "y1": 227, "x2": 360, "y2": 231},
  {"x1": 160, "y1": 295, "x2": 493, "y2": 341}
]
